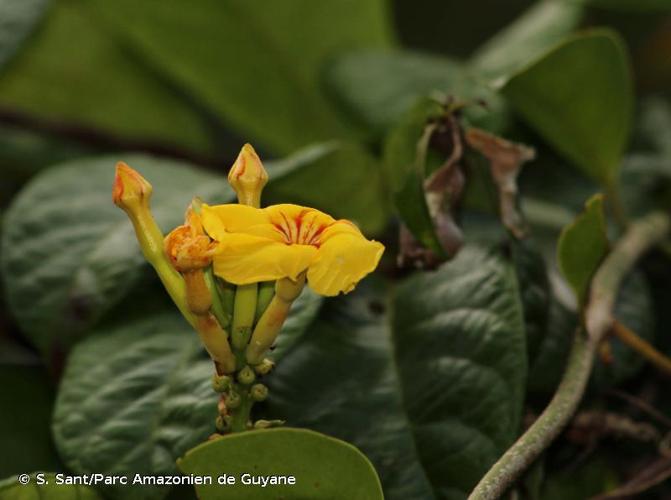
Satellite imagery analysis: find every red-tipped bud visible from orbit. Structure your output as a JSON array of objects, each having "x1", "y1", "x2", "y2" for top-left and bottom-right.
[
  {"x1": 228, "y1": 144, "x2": 268, "y2": 207},
  {"x1": 113, "y1": 162, "x2": 153, "y2": 212}
]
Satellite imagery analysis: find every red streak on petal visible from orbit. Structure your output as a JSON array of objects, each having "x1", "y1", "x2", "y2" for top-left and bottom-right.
[
  {"x1": 112, "y1": 171, "x2": 124, "y2": 203},
  {"x1": 234, "y1": 154, "x2": 246, "y2": 179},
  {"x1": 273, "y1": 223, "x2": 291, "y2": 244},
  {"x1": 309, "y1": 224, "x2": 328, "y2": 247}
]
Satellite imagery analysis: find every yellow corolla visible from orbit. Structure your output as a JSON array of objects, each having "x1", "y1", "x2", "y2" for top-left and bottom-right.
[{"x1": 201, "y1": 203, "x2": 384, "y2": 296}]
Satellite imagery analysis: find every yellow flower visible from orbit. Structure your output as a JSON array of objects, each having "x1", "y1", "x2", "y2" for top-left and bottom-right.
[{"x1": 201, "y1": 203, "x2": 384, "y2": 296}]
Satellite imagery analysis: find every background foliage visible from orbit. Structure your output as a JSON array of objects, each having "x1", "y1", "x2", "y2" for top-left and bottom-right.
[{"x1": 1, "y1": 0, "x2": 671, "y2": 499}]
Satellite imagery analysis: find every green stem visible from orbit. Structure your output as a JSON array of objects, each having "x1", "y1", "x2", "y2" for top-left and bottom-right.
[
  {"x1": 232, "y1": 283, "x2": 258, "y2": 363},
  {"x1": 586, "y1": 212, "x2": 670, "y2": 340},
  {"x1": 216, "y1": 278, "x2": 236, "y2": 320},
  {"x1": 229, "y1": 382, "x2": 253, "y2": 433},
  {"x1": 204, "y1": 268, "x2": 230, "y2": 329},
  {"x1": 468, "y1": 331, "x2": 597, "y2": 500},
  {"x1": 124, "y1": 204, "x2": 197, "y2": 329},
  {"x1": 246, "y1": 276, "x2": 305, "y2": 365},
  {"x1": 468, "y1": 211, "x2": 670, "y2": 500},
  {"x1": 255, "y1": 281, "x2": 276, "y2": 322}
]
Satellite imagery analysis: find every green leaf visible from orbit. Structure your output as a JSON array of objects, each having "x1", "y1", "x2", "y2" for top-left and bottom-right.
[
  {"x1": 0, "y1": 473, "x2": 102, "y2": 500},
  {"x1": 52, "y1": 300, "x2": 320, "y2": 499},
  {"x1": 88, "y1": 0, "x2": 393, "y2": 153},
  {"x1": 52, "y1": 310, "x2": 216, "y2": 500},
  {"x1": 178, "y1": 428, "x2": 383, "y2": 500},
  {"x1": 0, "y1": 0, "x2": 49, "y2": 69},
  {"x1": 1, "y1": 154, "x2": 232, "y2": 353},
  {"x1": 502, "y1": 30, "x2": 633, "y2": 186},
  {"x1": 0, "y1": 0, "x2": 214, "y2": 153},
  {"x1": 265, "y1": 246, "x2": 528, "y2": 499},
  {"x1": 392, "y1": 247, "x2": 527, "y2": 495},
  {"x1": 0, "y1": 365, "x2": 61, "y2": 477},
  {"x1": 557, "y1": 193, "x2": 609, "y2": 305},
  {"x1": 265, "y1": 142, "x2": 389, "y2": 234},
  {"x1": 471, "y1": 0, "x2": 584, "y2": 79},
  {"x1": 325, "y1": 49, "x2": 507, "y2": 136}
]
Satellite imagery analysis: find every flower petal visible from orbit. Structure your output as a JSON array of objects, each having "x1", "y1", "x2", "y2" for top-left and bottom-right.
[
  {"x1": 201, "y1": 204, "x2": 271, "y2": 241},
  {"x1": 264, "y1": 204, "x2": 335, "y2": 244},
  {"x1": 212, "y1": 234, "x2": 318, "y2": 284},
  {"x1": 307, "y1": 232, "x2": 384, "y2": 296},
  {"x1": 317, "y1": 219, "x2": 364, "y2": 242}
]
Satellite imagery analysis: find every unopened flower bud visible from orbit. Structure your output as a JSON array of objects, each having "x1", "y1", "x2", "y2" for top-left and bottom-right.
[
  {"x1": 212, "y1": 374, "x2": 231, "y2": 393},
  {"x1": 237, "y1": 365, "x2": 256, "y2": 385},
  {"x1": 226, "y1": 390, "x2": 241, "y2": 409},
  {"x1": 253, "y1": 359, "x2": 275, "y2": 376},
  {"x1": 228, "y1": 144, "x2": 268, "y2": 208},
  {"x1": 113, "y1": 162, "x2": 153, "y2": 214},
  {"x1": 250, "y1": 383, "x2": 268, "y2": 402}
]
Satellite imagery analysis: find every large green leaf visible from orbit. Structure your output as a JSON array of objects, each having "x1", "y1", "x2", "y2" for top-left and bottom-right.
[
  {"x1": 88, "y1": 0, "x2": 393, "y2": 153},
  {"x1": 264, "y1": 246, "x2": 528, "y2": 499},
  {"x1": 0, "y1": 0, "x2": 49, "y2": 69},
  {"x1": 471, "y1": 0, "x2": 584, "y2": 79},
  {"x1": 557, "y1": 193, "x2": 609, "y2": 305},
  {"x1": 52, "y1": 299, "x2": 320, "y2": 499},
  {"x1": 0, "y1": 0, "x2": 213, "y2": 152},
  {"x1": 0, "y1": 473, "x2": 101, "y2": 500},
  {"x1": 325, "y1": 50, "x2": 507, "y2": 136},
  {"x1": 52, "y1": 311, "x2": 215, "y2": 500},
  {"x1": 178, "y1": 428, "x2": 383, "y2": 500},
  {"x1": 1, "y1": 154, "x2": 232, "y2": 352},
  {"x1": 502, "y1": 30, "x2": 633, "y2": 186},
  {"x1": 392, "y1": 247, "x2": 527, "y2": 496}
]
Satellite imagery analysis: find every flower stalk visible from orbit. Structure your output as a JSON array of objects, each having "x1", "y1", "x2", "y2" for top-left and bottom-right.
[
  {"x1": 113, "y1": 162, "x2": 194, "y2": 326},
  {"x1": 231, "y1": 284, "x2": 258, "y2": 355},
  {"x1": 246, "y1": 274, "x2": 305, "y2": 365}
]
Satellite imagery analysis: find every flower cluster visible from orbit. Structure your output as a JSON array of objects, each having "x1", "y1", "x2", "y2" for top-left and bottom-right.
[{"x1": 113, "y1": 144, "x2": 384, "y2": 433}]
